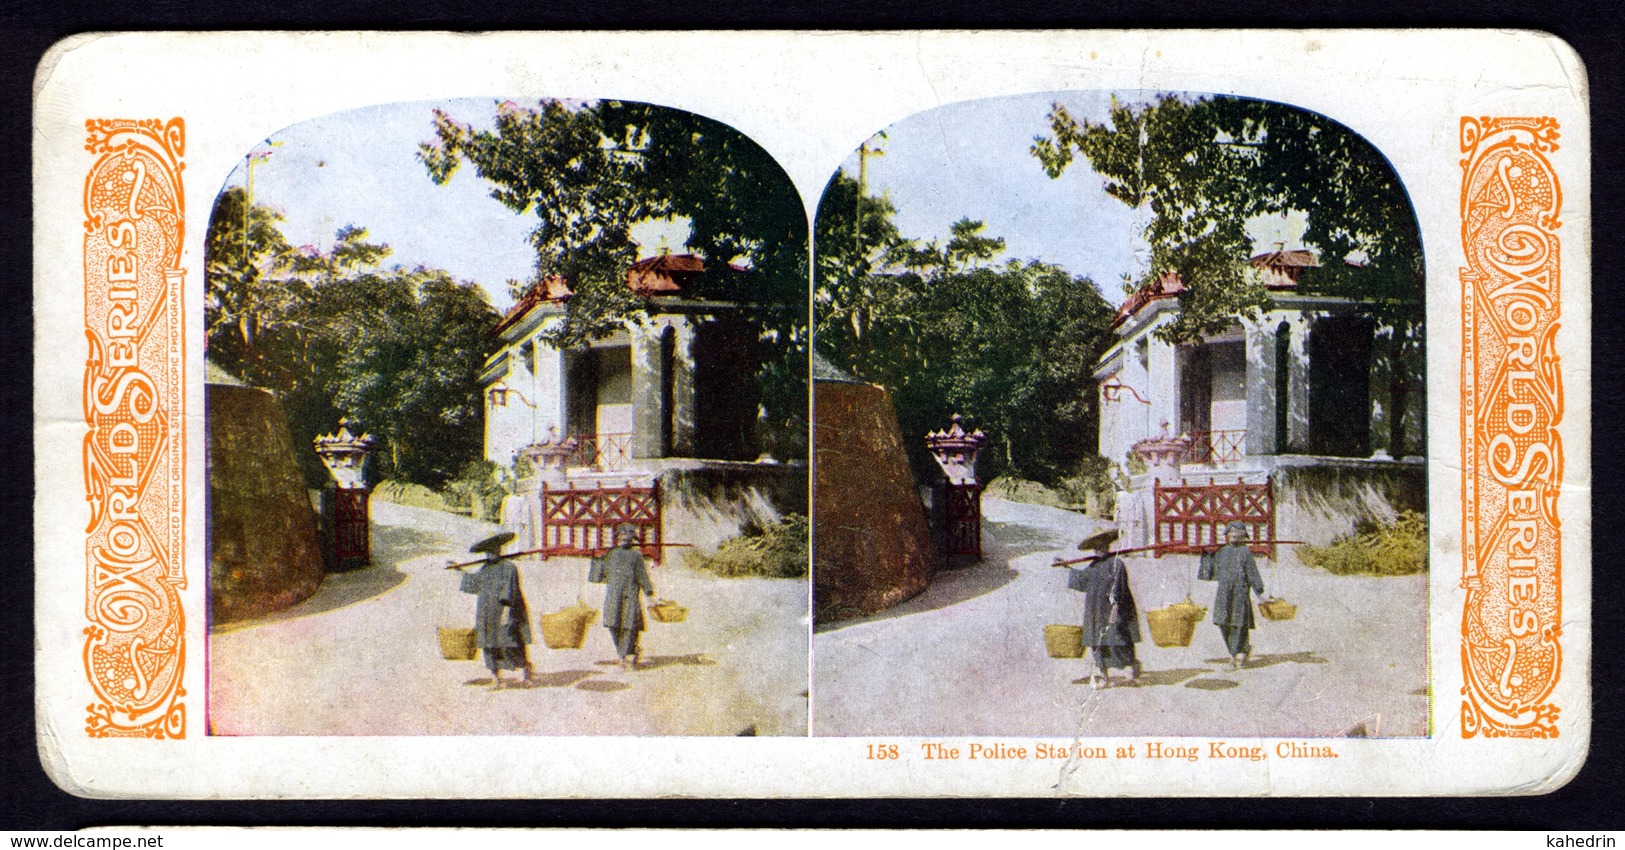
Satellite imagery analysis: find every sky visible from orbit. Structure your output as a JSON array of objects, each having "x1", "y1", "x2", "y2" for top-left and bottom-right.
[
  {"x1": 841, "y1": 90, "x2": 1308, "y2": 306},
  {"x1": 222, "y1": 100, "x2": 536, "y2": 312},
  {"x1": 218, "y1": 92, "x2": 1311, "y2": 315}
]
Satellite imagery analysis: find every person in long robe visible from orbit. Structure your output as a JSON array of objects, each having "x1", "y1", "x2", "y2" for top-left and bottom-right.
[
  {"x1": 589, "y1": 523, "x2": 657, "y2": 671},
  {"x1": 455, "y1": 531, "x2": 535, "y2": 689},
  {"x1": 1199, "y1": 520, "x2": 1267, "y2": 670},
  {"x1": 1066, "y1": 527, "x2": 1142, "y2": 689}
]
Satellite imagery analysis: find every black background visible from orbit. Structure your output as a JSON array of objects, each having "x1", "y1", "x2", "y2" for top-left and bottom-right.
[{"x1": 2, "y1": 0, "x2": 1619, "y2": 831}]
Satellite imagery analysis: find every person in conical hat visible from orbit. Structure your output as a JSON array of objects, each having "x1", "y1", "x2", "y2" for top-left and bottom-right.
[
  {"x1": 588, "y1": 522, "x2": 658, "y2": 671},
  {"x1": 1077, "y1": 528, "x2": 1120, "y2": 552},
  {"x1": 470, "y1": 531, "x2": 517, "y2": 556},
  {"x1": 1198, "y1": 521, "x2": 1267, "y2": 670},
  {"x1": 453, "y1": 530, "x2": 533, "y2": 689},
  {"x1": 1065, "y1": 524, "x2": 1141, "y2": 689}
]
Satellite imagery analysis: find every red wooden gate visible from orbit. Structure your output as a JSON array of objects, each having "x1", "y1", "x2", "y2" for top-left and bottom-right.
[
  {"x1": 1152, "y1": 477, "x2": 1275, "y2": 558},
  {"x1": 332, "y1": 487, "x2": 372, "y2": 568},
  {"x1": 943, "y1": 482, "x2": 984, "y2": 559},
  {"x1": 539, "y1": 479, "x2": 665, "y2": 563}
]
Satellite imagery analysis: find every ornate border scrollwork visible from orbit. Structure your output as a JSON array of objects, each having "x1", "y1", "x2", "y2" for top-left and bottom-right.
[
  {"x1": 1459, "y1": 116, "x2": 1563, "y2": 738},
  {"x1": 81, "y1": 118, "x2": 187, "y2": 738}
]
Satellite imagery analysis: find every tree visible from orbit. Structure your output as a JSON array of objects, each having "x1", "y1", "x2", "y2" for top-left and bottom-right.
[
  {"x1": 1032, "y1": 94, "x2": 1424, "y2": 342},
  {"x1": 310, "y1": 266, "x2": 496, "y2": 486},
  {"x1": 814, "y1": 171, "x2": 1117, "y2": 484},
  {"x1": 204, "y1": 187, "x2": 300, "y2": 369},
  {"x1": 204, "y1": 194, "x2": 499, "y2": 489},
  {"x1": 419, "y1": 99, "x2": 810, "y2": 458}
]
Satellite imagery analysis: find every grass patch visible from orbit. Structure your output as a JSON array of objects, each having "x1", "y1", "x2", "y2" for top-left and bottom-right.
[
  {"x1": 1298, "y1": 511, "x2": 1428, "y2": 576},
  {"x1": 684, "y1": 514, "x2": 809, "y2": 579},
  {"x1": 371, "y1": 479, "x2": 449, "y2": 512},
  {"x1": 985, "y1": 477, "x2": 1085, "y2": 511}
]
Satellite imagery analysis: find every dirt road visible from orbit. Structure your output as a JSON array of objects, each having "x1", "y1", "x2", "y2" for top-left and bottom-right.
[
  {"x1": 209, "y1": 501, "x2": 809, "y2": 736},
  {"x1": 812, "y1": 497, "x2": 1429, "y2": 738}
]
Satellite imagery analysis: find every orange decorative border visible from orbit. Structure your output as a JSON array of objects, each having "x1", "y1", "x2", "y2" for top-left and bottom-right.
[
  {"x1": 1459, "y1": 117, "x2": 1563, "y2": 738},
  {"x1": 81, "y1": 118, "x2": 188, "y2": 738}
]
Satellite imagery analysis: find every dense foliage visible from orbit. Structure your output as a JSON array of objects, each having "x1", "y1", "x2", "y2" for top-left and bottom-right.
[
  {"x1": 1032, "y1": 94, "x2": 1424, "y2": 343},
  {"x1": 815, "y1": 171, "x2": 1118, "y2": 485},
  {"x1": 419, "y1": 100, "x2": 810, "y2": 459},
  {"x1": 205, "y1": 187, "x2": 499, "y2": 488}
]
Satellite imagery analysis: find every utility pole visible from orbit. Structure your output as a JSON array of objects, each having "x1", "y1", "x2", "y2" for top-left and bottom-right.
[
  {"x1": 853, "y1": 135, "x2": 886, "y2": 248},
  {"x1": 242, "y1": 140, "x2": 283, "y2": 264}
]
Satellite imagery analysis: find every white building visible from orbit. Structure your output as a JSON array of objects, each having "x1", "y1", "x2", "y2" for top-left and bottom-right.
[
  {"x1": 1095, "y1": 251, "x2": 1426, "y2": 549},
  {"x1": 480, "y1": 254, "x2": 761, "y2": 480}
]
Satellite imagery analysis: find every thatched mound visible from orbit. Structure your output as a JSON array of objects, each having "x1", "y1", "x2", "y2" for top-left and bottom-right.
[
  {"x1": 814, "y1": 380, "x2": 935, "y2": 623},
  {"x1": 208, "y1": 383, "x2": 324, "y2": 624}
]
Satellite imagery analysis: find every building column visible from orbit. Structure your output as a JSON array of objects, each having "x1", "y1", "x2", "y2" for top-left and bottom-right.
[
  {"x1": 1285, "y1": 315, "x2": 1311, "y2": 452},
  {"x1": 1244, "y1": 318, "x2": 1278, "y2": 457},
  {"x1": 1146, "y1": 331, "x2": 1178, "y2": 436},
  {"x1": 1397, "y1": 319, "x2": 1426, "y2": 459},
  {"x1": 532, "y1": 338, "x2": 567, "y2": 440},
  {"x1": 1368, "y1": 323, "x2": 1396, "y2": 458},
  {"x1": 630, "y1": 323, "x2": 666, "y2": 460},
  {"x1": 670, "y1": 319, "x2": 698, "y2": 458}
]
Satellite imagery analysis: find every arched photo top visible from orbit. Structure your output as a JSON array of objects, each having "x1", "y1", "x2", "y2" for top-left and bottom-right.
[{"x1": 811, "y1": 93, "x2": 1431, "y2": 742}]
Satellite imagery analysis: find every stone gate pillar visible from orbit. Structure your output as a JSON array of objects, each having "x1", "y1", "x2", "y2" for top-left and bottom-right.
[
  {"x1": 1128, "y1": 425, "x2": 1190, "y2": 550},
  {"x1": 509, "y1": 429, "x2": 577, "y2": 556},
  {"x1": 314, "y1": 419, "x2": 376, "y2": 571},
  {"x1": 926, "y1": 414, "x2": 988, "y2": 563}
]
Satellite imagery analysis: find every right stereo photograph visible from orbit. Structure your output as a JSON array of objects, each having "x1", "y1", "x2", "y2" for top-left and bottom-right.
[{"x1": 811, "y1": 90, "x2": 1429, "y2": 739}]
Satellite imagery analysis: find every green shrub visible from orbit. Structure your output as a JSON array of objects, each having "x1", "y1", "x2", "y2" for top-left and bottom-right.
[
  {"x1": 440, "y1": 460, "x2": 508, "y2": 521},
  {"x1": 1054, "y1": 455, "x2": 1117, "y2": 518},
  {"x1": 985, "y1": 476, "x2": 1084, "y2": 511},
  {"x1": 684, "y1": 514, "x2": 809, "y2": 579},
  {"x1": 371, "y1": 479, "x2": 449, "y2": 512},
  {"x1": 1298, "y1": 511, "x2": 1428, "y2": 576}
]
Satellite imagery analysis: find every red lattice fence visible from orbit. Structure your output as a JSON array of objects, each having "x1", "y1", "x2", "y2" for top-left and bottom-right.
[
  {"x1": 539, "y1": 479, "x2": 665, "y2": 563},
  {"x1": 1153, "y1": 477, "x2": 1276, "y2": 558},
  {"x1": 1185, "y1": 429, "x2": 1248, "y2": 464}
]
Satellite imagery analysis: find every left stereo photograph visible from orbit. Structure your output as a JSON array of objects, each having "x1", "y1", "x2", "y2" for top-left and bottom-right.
[{"x1": 202, "y1": 98, "x2": 811, "y2": 737}]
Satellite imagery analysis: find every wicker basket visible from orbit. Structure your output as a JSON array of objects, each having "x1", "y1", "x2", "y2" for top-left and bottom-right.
[
  {"x1": 648, "y1": 598, "x2": 688, "y2": 623},
  {"x1": 1258, "y1": 598, "x2": 1298, "y2": 621},
  {"x1": 1044, "y1": 624, "x2": 1086, "y2": 659},
  {"x1": 539, "y1": 602, "x2": 598, "y2": 649},
  {"x1": 437, "y1": 627, "x2": 477, "y2": 661},
  {"x1": 1146, "y1": 608, "x2": 1198, "y2": 647},
  {"x1": 1166, "y1": 598, "x2": 1208, "y2": 622}
]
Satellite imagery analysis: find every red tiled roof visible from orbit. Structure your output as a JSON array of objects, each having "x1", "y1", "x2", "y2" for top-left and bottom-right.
[
  {"x1": 493, "y1": 274, "x2": 573, "y2": 336},
  {"x1": 628, "y1": 253, "x2": 704, "y2": 295},
  {"x1": 1249, "y1": 249, "x2": 1319, "y2": 269},
  {"x1": 1110, "y1": 270, "x2": 1186, "y2": 331},
  {"x1": 494, "y1": 255, "x2": 710, "y2": 336},
  {"x1": 1249, "y1": 249, "x2": 1319, "y2": 291}
]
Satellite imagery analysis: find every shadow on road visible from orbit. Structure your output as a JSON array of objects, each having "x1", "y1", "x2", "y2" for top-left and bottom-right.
[
  {"x1": 1200, "y1": 651, "x2": 1329, "y2": 669},
  {"x1": 636, "y1": 653, "x2": 718, "y2": 671},
  {"x1": 212, "y1": 564, "x2": 409, "y2": 633},
  {"x1": 527, "y1": 669, "x2": 601, "y2": 688},
  {"x1": 817, "y1": 559, "x2": 1019, "y2": 633},
  {"x1": 576, "y1": 679, "x2": 631, "y2": 693},
  {"x1": 1128, "y1": 667, "x2": 1212, "y2": 687},
  {"x1": 1184, "y1": 678, "x2": 1241, "y2": 690},
  {"x1": 213, "y1": 523, "x2": 480, "y2": 634}
]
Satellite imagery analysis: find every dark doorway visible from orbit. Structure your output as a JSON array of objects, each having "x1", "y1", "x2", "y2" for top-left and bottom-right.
[
  {"x1": 660, "y1": 327, "x2": 677, "y2": 457},
  {"x1": 1178, "y1": 344, "x2": 1212, "y2": 437},
  {"x1": 1308, "y1": 317, "x2": 1374, "y2": 457},
  {"x1": 565, "y1": 349, "x2": 598, "y2": 442},
  {"x1": 693, "y1": 319, "x2": 759, "y2": 460}
]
